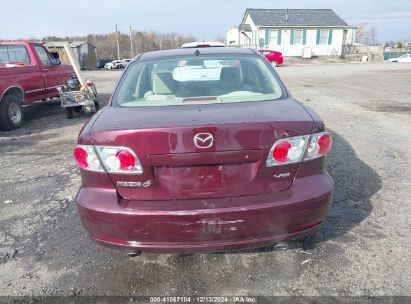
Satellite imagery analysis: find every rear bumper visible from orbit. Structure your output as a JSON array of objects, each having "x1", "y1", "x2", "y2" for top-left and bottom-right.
[{"x1": 76, "y1": 174, "x2": 333, "y2": 253}]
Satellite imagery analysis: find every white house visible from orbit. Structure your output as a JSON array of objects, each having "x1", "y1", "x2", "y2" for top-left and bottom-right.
[{"x1": 227, "y1": 9, "x2": 356, "y2": 57}]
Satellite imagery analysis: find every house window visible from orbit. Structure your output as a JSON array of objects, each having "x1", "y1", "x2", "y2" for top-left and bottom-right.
[
  {"x1": 259, "y1": 29, "x2": 265, "y2": 40},
  {"x1": 260, "y1": 29, "x2": 281, "y2": 46},
  {"x1": 268, "y1": 30, "x2": 278, "y2": 44},
  {"x1": 320, "y1": 29, "x2": 330, "y2": 44},
  {"x1": 293, "y1": 29, "x2": 303, "y2": 45}
]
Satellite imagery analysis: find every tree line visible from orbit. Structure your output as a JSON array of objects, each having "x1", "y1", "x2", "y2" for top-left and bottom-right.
[{"x1": 42, "y1": 30, "x2": 198, "y2": 59}]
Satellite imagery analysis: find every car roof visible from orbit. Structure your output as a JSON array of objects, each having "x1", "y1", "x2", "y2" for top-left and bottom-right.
[
  {"x1": 138, "y1": 47, "x2": 257, "y2": 61},
  {"x1": 0, "y1": 41, "x2": 42, "y2": 47}
]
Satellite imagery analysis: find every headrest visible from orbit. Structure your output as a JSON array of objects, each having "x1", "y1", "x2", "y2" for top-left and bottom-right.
[
  {"x1": 220, "y1": 67, "x2": 243, "y2": 88},
  {"x1": 153, "y1": 72, "x2": 177, "y2": 95}
]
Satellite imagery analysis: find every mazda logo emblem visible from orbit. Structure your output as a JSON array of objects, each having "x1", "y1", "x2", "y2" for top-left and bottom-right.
[{"x1": 193, "y1": 133, "x2": 214, "y2": 149}]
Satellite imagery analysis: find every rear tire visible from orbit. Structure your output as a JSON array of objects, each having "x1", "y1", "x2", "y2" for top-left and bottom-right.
[{"x1": 0, "y1": 95, "x2": 24, "y2": 131}]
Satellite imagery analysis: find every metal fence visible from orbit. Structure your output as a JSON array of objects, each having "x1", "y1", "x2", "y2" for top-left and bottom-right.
[{"x1": 343, "y1": 45, "x2": 383, "y2": 61}]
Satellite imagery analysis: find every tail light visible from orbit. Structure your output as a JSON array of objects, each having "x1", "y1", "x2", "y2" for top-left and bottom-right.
[
  {"x1": 305, "y1": 132, "x2": 332, "y2": 160},
  {"x1": 73, "y1": 146, "x2": 88, "y2": 168},
  {"x1": 73, "y1": 145, "x2": 143, "y2": 174},
  {"x1": 266, "y1": 132, "x2": 332, "y2": 167},
  {"x1": 266, "y1": 135, "x2": 309, "y2": 167},
  {"x1": 73, "y1": 145, "x2": 104, "y2": 172}
]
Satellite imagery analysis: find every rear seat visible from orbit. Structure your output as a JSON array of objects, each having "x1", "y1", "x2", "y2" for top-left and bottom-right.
[
  {"x1": 209, "y1": 67, "x2": 252, "y2": 96},
  {"x1": 145, "y1": 72, "x2": 177, "y2": 99}
]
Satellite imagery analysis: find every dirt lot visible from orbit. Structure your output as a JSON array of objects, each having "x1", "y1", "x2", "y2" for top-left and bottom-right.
[{"x1": 0, "y1": 63, "x2": 410, "y2": 300}]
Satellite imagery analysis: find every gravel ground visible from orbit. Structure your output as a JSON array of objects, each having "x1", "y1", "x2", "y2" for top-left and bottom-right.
[{"x1": 0, "y1": 63, "x2": 410, "y2": 299}]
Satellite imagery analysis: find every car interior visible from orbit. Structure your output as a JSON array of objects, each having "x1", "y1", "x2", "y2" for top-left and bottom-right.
[{"x1": 116, "y1": 56, "x2": 283, "y2": 105}]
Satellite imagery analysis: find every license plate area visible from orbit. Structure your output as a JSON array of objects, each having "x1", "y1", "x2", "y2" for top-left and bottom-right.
[{"x1": 156, "y1": 165, "x2": 228, "y2": 194}]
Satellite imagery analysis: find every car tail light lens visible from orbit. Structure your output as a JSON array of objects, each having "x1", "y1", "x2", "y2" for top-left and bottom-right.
[
  {"x1": 266, "y1": 135, "x2": 309, "y2": 167},
  {"x1": 266, "y1": 132, "x2": 332, "y2": 167},
  {"x1": 305, "y1": 132, "x2": 333, "y2": 160},
  {"x1": 272, "y1": 142, "x2": 292, "y2": 163},
  {"x1": 116, "y1": 150, "x2": 136, "y2": 170},
  {"x1": 95, "y1": 146, "x2": 142, "y2": 174},
  {"x1": 73, "y1": 146, "x2": 88, "y2": 168},
  {"x1": 318, "y1": 133, "x2": 332, "y2": 155},
  {"x1": 73, "y1": 145, "x2": 143, "y2": 174},
  {"x1": 73, "y1": 145, "x2": 104, "y2": 172}
]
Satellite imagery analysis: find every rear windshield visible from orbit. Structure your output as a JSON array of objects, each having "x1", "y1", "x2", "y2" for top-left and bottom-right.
[{"x1": 113, "y1": 55, "x2": 286, "y2": 107}]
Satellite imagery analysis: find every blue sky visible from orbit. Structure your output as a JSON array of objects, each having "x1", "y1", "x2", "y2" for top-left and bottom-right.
[{"x1": 1, "y1": 0, "x2": 410, "y2": 42}]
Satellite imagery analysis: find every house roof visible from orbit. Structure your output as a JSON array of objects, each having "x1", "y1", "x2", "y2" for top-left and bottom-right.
[
  {"x1": 239, "y1": 24, "x2": 252, "y2": 31},
  {"x1": 243, "y1": 9, "x2": 349, "y2": 27},
  {"x1": 44, "y1": 41, "x2": 95, "y2": 48}
]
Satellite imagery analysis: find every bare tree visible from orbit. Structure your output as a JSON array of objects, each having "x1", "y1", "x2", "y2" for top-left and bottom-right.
[
  {"x1": 356, "y1": 21, "x2": 370, "y2": 44},
  {"x1": 356, "y1": 22, "x2": 378, "y2": 45},
  {"x1": 40, "y1": 30, "x2": 197, "y2": 59},
  {"x1": 369, "y1": 27, "x2": 378, "y2": 45}
]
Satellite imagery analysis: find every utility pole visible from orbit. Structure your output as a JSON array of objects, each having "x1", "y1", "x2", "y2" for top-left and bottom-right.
[
  {"x1": 129, "y1": 26, "x2": 134, "y2": 58},
  {"x1": 115, "y1": 24, "x2": 120, "y2": 60}
]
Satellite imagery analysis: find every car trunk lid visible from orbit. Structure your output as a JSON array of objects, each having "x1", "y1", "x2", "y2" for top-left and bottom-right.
[{"x1": 90, "y1": 99, "x2": 313, "y2": 200}]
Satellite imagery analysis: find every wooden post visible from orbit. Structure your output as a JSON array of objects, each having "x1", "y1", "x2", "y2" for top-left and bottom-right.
[{"x1": 63, "y1": 43, "x2": 86, "y2": 87}]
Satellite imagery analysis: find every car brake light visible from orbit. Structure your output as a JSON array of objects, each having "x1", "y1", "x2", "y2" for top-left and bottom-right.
[
  {"x1": 74, "y1": 146, "x2": 88, "y2": 168},
  {"x1": 305, "y1": 132, "x2": 333, "y2": 160},
  {"x1": 116, "y1": 150, "x2": 136, "y2": 170},
  {"x1": 318, "y1": 133, "x2": 332, "y2": 155},
  {"x1": 73, "y1": 145, "x2": 143, "y2": 174},
  {"x1": 266, "y1": 132, "x2": 332, "y2": 167},
  {"x1": 266, "y1": 135, "x2": 309, "y2": 167},
  {"x1": 73, "y1": 145, "x2": 104, "y2": 172},
  {"x1": 272, "y1": 142, "x2": 291, "y2": 163}
]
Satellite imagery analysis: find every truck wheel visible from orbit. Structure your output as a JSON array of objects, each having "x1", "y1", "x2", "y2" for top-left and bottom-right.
[
  {"x1": 66, "y1": 107, "x2": 74, "y2": 119},
  {"x1": 0, "y1": 95, "x2": 24, "y2": 131}
]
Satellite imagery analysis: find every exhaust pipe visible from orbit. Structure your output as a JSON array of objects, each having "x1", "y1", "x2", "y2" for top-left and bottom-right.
[
  {"x1": 274, "y1": 241, "x2": 290, "y2": 250},
  {"x1": 127, "y1": 250, "x2": 141, "y2": 257}
]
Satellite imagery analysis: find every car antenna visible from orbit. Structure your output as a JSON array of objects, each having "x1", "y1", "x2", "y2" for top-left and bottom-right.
[{"x1": 195, "y1": 49, "x2": 200, "y2": 56}]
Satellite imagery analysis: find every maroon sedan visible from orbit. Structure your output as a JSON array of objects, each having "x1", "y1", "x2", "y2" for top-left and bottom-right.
[
  {"x1": 74, "y1": 47, "x2": 333, "y2": 253},
  {"x1": 258, "y1": 49, "x2": 284, "y2": 67}
]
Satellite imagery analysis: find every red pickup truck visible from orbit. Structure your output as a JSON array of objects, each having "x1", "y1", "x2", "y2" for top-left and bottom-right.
[{"x1": 0, "y1": 41, "x2": 75, "y2": 130}]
